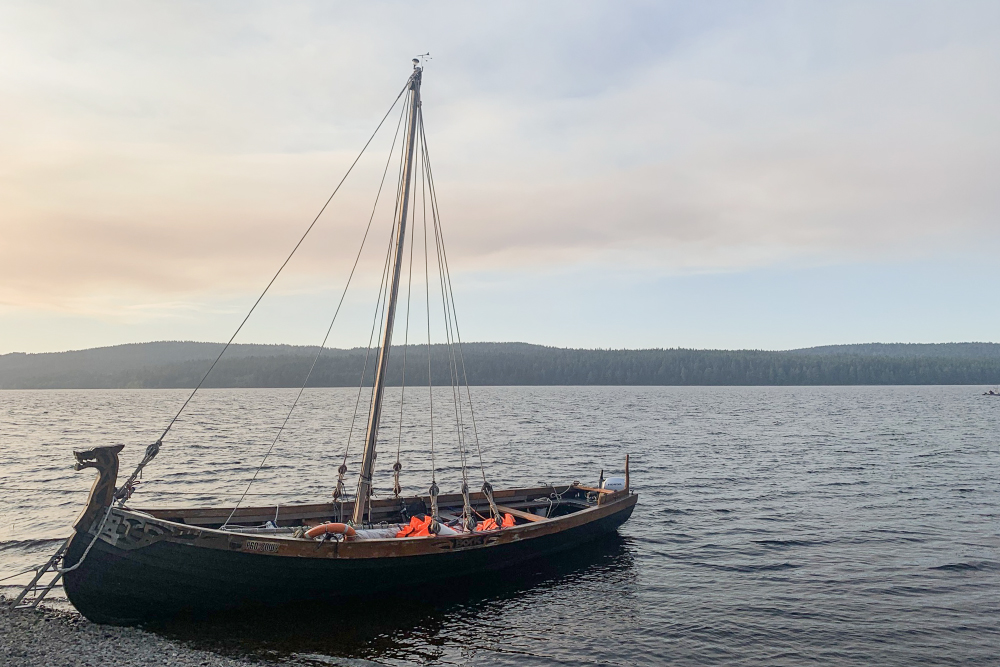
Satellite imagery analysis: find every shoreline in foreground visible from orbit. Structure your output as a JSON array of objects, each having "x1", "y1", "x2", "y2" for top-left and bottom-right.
[{"x1": 0, "y1": 598, "x2": 305, "y2": 667}]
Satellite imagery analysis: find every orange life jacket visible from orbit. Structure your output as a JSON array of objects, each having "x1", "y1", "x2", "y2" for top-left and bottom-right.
[
  {"x1": 474, "y1": 513, "x2": 515, "y2": 532},
  {"x1": 395, "y1": 514, "x2": 437, "y2": 538}
]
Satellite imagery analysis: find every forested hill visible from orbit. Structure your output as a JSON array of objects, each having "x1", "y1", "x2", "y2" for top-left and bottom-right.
[
  {"x1": 2, "y1": 341, "x2": 999, "y2": 388},
  {"x1": 788, "y1": 342, "x2": 1000, "y2": 358}
]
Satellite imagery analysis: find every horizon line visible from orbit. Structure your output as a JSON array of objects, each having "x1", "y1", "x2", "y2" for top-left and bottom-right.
[{"x1": 3, "y1": 339, "x2": 999, "y2": 357}]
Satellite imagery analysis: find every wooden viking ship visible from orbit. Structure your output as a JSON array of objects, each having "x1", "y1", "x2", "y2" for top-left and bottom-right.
[{"x1": 15, "y1": 60, "x2": 637, "y2": 624}]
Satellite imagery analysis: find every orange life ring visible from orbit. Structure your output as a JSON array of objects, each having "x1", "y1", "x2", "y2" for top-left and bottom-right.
[{"x1": 305, "y1": 522, "x2": 356, "y2": 539}]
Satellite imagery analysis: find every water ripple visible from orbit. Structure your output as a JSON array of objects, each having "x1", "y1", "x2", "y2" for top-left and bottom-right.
[{"x1": 1, "y1": 385, "x2": 998, "y2": 666}]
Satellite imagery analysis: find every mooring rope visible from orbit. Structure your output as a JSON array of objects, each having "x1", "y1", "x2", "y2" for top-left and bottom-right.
[{"x1": 55, "y1": 505, "x2": 114, "y2": 574}]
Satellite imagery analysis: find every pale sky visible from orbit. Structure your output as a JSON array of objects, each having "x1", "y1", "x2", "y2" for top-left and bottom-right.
[{"x1": 1, "y1": 1, "x2": 998, "y2": 354}]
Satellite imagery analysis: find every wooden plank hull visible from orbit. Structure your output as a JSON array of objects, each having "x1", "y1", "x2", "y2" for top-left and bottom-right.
[{"x1": 63, "y1": 493, "x2": 637, "y2": 625}]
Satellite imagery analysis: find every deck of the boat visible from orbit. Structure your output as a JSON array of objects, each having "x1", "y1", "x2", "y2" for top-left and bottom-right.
[{"x1": 136, "y1": 483, "x2": 611, "y2": 533}]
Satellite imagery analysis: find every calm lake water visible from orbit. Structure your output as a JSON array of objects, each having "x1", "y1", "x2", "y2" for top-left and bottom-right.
[{"x1": 1, "y1": 386, "x2": 998, "y2": 665}]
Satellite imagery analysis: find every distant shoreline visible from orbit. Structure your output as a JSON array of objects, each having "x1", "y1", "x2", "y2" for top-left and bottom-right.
[
  {"x1": 3, "y1": 384, "x2": 999, "y2": 391},
  {"x1": 2, "y1": 341, "x2": 999, "y2": 389}
]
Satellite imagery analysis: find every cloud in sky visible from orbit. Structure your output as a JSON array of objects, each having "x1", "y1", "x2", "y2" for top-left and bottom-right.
[{"x1": 1, "y1": 1, "x2": 999, "y2": 351}]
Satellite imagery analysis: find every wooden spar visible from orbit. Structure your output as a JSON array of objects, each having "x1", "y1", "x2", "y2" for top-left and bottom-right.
[
  {"x1": 571, "y1": 484, "x2": 614, "y2": 494},
  {"x1": 353, "y1": 64, "x2": 423, "y2": 524},
  {"x1": 494, "y1": 504, "x2": 546, "y2": 522}
]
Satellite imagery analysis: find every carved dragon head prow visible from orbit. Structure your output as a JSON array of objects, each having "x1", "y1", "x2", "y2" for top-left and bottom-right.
[
  {"x1": 73, "y1": 444, "x2": 124, "y2": 472},
  {"x1": 71, "y1": 444, "x2": 125, "y2": 533}
]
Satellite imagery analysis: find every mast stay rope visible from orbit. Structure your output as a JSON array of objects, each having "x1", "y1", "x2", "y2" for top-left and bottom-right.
[
  {"x1": 393, "y1": 152, "x2": 419, "y2": 500},
  {"x1": 221, "y1": 99, "x2": 412, "y2": 527},
  {"x1": 421, "y1": 121, "x2": 439, "y2": 521},
  {"x1": 124, "y1": 64, "x2": 500, "y2": 530},
  {"x1": 339, "y1": 85, "x2": 416, "y2": 518},
  {"x1": 412, "y1": 104, "x2": 502, "y2": 527},
  {"x1": 117, "y1": 81, "x2": 412, "y2": 502}
]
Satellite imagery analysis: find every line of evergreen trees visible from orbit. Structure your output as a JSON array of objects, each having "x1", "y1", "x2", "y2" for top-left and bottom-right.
[{"x1": 3, "y1": 342, "x2": 999, "y2": 388}]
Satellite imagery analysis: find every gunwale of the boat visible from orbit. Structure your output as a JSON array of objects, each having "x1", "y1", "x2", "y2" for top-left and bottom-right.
[
  {"x1": 135, "y1": 484, "x2": 587, "y2": 527},
  {"x1": 103, "y1": 489, "x2": 637, "y2": 560}
]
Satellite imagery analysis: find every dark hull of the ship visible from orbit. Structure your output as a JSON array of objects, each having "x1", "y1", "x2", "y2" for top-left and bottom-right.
[{"x1": 64, "y1": 499, "x2": 636, "y2": 625}]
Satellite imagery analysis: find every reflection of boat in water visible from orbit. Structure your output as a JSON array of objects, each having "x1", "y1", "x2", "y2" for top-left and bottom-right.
[
  {"x1": 13, "y1": 59, "x2": 636, "y2": 624},
  {"x1": 153, "y1": 533, "x2": 637, "y2": 663}
]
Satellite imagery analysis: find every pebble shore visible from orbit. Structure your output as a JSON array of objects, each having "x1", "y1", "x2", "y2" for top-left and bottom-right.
[{"x1": 0, "y1": 599, "x2": 300, "y2": 667}]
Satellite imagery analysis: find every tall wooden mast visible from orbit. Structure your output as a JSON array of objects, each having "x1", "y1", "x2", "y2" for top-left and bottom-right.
[{"x1": 353, "y1": 62, "x2": 422, "y2": 523}]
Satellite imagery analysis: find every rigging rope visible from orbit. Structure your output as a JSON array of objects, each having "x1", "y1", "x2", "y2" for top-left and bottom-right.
[
  {"x1": 326, "y1": 96, "x2": 410, "y2": 505},
  {"x1": 0, "y1": 485, "x2": 310, "y2": 497},
  {"x1": 118, "y1": 80, "x2": 412, "y2": 497},
  {"x1": 114, "y1": 71, "x2": 501, "y2": 529},
  {"x1": 419, "y1": 111, "x2": 485, "y2": 466},
  {"x1": 418, "y1": 107, "x2": 501, "y2": 524},
  {"x1": 339, "y1": 192, "x2": 400, "y2": 501},
  {"x1": 393, "y1": 147, "x2": 419, "y2": 499},
  {"x1": 420, "y1": 129, "x2": 440, "y2": 520},
  {"x1": 342, "y1": 86, "x2": 415, "y2": 520},
  {"x1": 366, "y1": 222, "x2": 398, "y2": 522},
  {"x1": 221, "y1": 95, "x2": 412, "y2": 525},
  {"x1": 417, "y1": 115, "x2": 479, "y2": 529}
]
